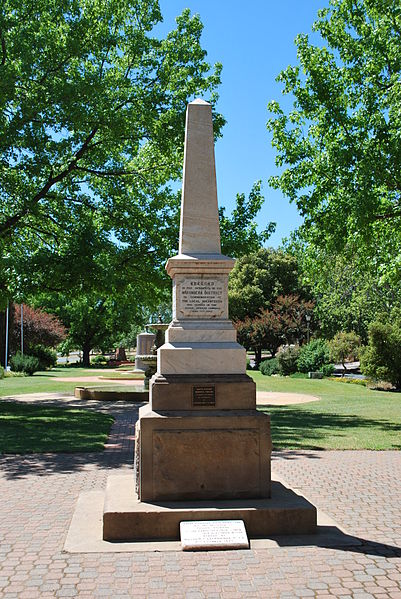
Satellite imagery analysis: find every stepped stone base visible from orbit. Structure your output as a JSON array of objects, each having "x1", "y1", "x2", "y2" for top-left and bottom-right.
[
  {"x1": 135, "y1": 404, "x2": 271, "y2": 502},
  {"x1": 103, "y1": 474, "x2": 317, "y2": 541},
  {"x1": 150, "y1": 373, "x2": 256, "y2": 410}
]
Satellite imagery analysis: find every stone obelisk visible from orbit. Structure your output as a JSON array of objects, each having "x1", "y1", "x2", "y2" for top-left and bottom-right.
[
  {"x1": 102, "y1": 100, "x2": 317, "y2": 542},
  {"x1": 134, "y1": 99, "x2": 271, "y2": 502}
]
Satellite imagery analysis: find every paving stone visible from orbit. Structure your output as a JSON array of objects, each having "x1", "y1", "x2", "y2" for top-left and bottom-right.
[{"x1": 0, "y1": 395, "x2": 400, "y2": 598}]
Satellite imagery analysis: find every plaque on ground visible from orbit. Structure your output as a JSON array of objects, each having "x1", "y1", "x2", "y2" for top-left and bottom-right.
[{"x1": 180, "y1": 520, "x2": 249, "y2": 551}]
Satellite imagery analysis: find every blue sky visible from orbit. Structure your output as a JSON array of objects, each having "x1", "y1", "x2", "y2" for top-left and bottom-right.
[{"x1": 158, "y1": 0, "x2": 325, "y2": 247}]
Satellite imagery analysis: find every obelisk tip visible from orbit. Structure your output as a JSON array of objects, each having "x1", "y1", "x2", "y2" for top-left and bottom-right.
[{"x1": 189, "y1": 98, "x2": 211, "y2": 106}]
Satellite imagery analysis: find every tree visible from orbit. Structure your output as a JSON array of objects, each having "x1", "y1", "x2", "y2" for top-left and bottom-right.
[
  {"x1": 219, "y1": 181, "x2": 275, "y2": 258},
  {"x1": 286, "y1": 239, "x2": 401, "y2": 342},
  {"x1": 228, "y1": 248, "x2": 306, "y2": 321},
  {"x1": 9, "y1": 304, "x2": 66, "y2": 355},
  {"x1": 360, "y1": 311, "x2": 401, "y2": 388},
  {"x1": 235, "y1": 294, "x2": 314, "y2": 367},
  {"x1": 267, "y1": 0, "x2": 401, "y2": 282},
  {"x1": 0, "y1": 0, "x2": 223, "y2": 303},
  {"x1": 329, "y1": 331, "x2": 361, "y2": 373}
]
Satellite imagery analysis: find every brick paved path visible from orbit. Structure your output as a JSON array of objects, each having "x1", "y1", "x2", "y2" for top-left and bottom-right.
[{"x1": 0, "y1": 396, "x2": 400, "y2": 598}]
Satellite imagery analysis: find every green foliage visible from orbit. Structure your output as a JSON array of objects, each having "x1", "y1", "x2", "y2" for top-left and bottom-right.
[
  {"x1": 278, "y1": 346, "x2": 300, "y2": 376},
  {"x1": 0, "y1": 0, "x2": 223, "y2": 305},
  {"x1": 28, "y1": 344, "x2": 57, "y2": 370},
  {"x1": 360, "y1": 312, "x2": 401, "y2": 388},
  {"x1": 329, "y1": 331, "x2": 361, "y2": 368},
  {"x1": 287, "y1": 242, "x2": 401, "y2": 342},
  {"x1": 91, "y1": 355, "x2": 108, "y2": 365},
  {"x1": 268, "y1": 0, "x2": 401, "y2": 285},
  {"x1": 0, "y1": 366, "x2": 4, "y2": 379},
  {"x1": 297, "y1": 339, "x2": 331, "y2": 373},
  {"x1": 259, "y1": 357, "x2": 280, "y2": 376},
  {"x1": 9, "y1": 352, "x2": 40, "y2": 376},
  {"x1": 320, "y1": 363, "x2": 335, "y2": 377},
  {"x1": 219, "y1": 181, "x2": 275, "y2": 258},
  {"x1": 228, "y1": 248, "x2": 305, "y2": 321}
]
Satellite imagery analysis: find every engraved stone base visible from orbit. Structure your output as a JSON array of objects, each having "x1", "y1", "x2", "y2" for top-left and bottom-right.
[
  {"x1": 103, "y1": 474, "x2": 317, "y2": 541},
  {"x1": 135, "y1": 403, "x2": 271, "y2": 502},
  {"x1": 150, "y1": 373, "x2": 256, "y2": 411}
]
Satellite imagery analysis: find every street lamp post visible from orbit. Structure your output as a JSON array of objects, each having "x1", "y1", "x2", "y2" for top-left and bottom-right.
[
  {"x1": 20, "y1": 304, "x2": 24, "y2": 356},
  {"x1": 305, "y1": 314, "x2": 311, "y2": 344},
  {"x1": 4, "y1": 301, "x2": 9, "y2": 369}
]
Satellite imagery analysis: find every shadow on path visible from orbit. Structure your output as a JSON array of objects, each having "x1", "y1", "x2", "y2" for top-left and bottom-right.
[{"x1": 269, "y1": 526, "x2": 401, "y2": 558}]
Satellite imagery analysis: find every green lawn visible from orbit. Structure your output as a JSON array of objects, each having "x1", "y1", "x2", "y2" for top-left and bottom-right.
[
  {"x1": 0, "y1": 367, "x2": 120, "y2": 397},
  {"x1": 1, "y1": 367, "x2": 400, "y2": 451},
  {"x1": 0, "y1": 402, "x2": 114, "y2": 453},
  {"x1": 251, "y1": 371, "x2": 401, "y2": 450}
]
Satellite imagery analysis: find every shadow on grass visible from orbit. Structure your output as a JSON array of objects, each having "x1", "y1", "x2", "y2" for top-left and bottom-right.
[
  {"x1": 258, "y1": 407, "x2": 401, "y2": 450},
  {"x1": 0, "y1": 400, "x2": 142, "y2": 479}
]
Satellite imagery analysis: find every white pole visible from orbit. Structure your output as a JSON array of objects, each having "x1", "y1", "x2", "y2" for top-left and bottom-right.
[
  {"x1": 4, "y1": 301, "x2": 9, "y2": 369},
  {"x1": 20, "y1": 304, "x2": 23, "y2": 355}
]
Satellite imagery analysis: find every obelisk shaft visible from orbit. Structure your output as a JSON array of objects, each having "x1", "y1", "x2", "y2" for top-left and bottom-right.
[{"x1": 179, "y1": 99, "x2": 221, "y2": 255}]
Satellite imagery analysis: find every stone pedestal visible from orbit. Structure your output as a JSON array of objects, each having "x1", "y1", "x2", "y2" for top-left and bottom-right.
[
  {"x1": 135, "y1": 332, "x2": 155, "y2": 372},
  {"x1": 135, "y1": 404, "x2": 271, "y2": 502}
]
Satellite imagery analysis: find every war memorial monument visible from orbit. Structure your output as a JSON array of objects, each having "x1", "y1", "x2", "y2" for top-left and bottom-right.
[{"x1": 103, "y1": 99, "x2": 317, "y2": 545}]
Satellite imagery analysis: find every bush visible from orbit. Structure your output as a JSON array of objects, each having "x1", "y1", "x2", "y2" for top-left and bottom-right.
[
  {"x1": 320, "y1": 363, "x2": 335, "y2": 377},
  {"x1": 297, "y1": 339, "x2": 331, "y2": 373},
  {"x1": 360, "y1": 313, "x2": 401, "y2": 388},
  {"x1": 277, "y1": 346, "x2": 300, "y2": 375},
  {"x1": 0, "y1": 366, "x2": 4, "y2": 379},
  {"x1": 91, "y1": 355, "x2": 108, "y2": 365},
  {"x1": 29, "y1": 344, "x2": 57, "y2": 370},
  {"x1": 328, "y1": 331, "x2": 361, "y2": 368},
  {"x1": 260, "y1": 357, "x2": 280, "y2": 376},
  {"x1": 10, "y1": 352, "x2": 40, "y2": 376}
]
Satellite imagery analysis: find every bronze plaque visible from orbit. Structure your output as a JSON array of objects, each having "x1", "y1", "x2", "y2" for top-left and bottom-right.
[{"x1": 192, "y1": 385, "x2": 216, "y2": 407}]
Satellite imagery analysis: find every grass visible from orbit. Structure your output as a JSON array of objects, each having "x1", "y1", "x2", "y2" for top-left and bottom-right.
[
  {"x1": 251, "y1": 371, "x2": 401, "y2": 450},
  {"x1": 0, "y1": 367, "x2": 120, "y2": 397},
  {"x1": 1, "y1": 366, "x2": 400, "y2": 451},
  {"x1": 0, "y1": 402, "x2": 114, "y2": 453}
]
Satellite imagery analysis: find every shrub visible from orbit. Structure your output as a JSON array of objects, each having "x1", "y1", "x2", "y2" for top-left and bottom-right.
[
  {"x1": 320, "y1": 363, "x2": 335, "y2": 377},
  {"x1": 297, "y1": 339, "x2": 331, "y2": 373},
  {"x1": 260, "y1": 357, "x2": 280, "y2": 376},
  {"x1": 277, "y1": 346, "x2": 300, "y2": 375},
  {"x1": 328, "y1": 331, "x2": 361, "y2": 370},
  {"x1": 360, "y1": 313, "x2": 401, "y2": 388},
  {"x1": 10, "y1": 352, "x2": 40, "y2": 376},
  {"x1": 91, "y1": 355, "x2": 108, "y2": 365},
  {"x1": 0, "y1": 366, "x2": 4, "y2": 379},
  {"x1": 29, "y1": 344, "x2": 57, "y2": 370}
]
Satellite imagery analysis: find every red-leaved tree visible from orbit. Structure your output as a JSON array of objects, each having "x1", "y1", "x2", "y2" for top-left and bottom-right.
[
  {"x1": 235, "y1": 295, "x2": 315, "y2": 367},
  {"x1": 10, "y1": 304, "x2": 66, "y2": 354}
]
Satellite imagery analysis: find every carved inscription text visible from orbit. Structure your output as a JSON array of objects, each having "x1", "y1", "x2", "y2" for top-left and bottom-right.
[{"x1": 179, "y1": 278, "x2": 224, "y2": 318}]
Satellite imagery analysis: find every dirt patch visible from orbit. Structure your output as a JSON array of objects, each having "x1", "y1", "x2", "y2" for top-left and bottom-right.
[
  {"x1": 256, "y1": 392, "x2": 320, "y2": 406},
  {"x1": 53, "y1": 376, "x2": 143, "y2": 386}
]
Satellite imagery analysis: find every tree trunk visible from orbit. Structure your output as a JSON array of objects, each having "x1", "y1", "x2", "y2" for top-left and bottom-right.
[
  {"x1": 116, "y1": 346, "x2": 127, "y2": 361},
  {"x1": 254, "y1": 347, "x2": 262, "y2": 369},
  {"x1": 82, "y1": 343, "x2": 91, "y2": 367}
]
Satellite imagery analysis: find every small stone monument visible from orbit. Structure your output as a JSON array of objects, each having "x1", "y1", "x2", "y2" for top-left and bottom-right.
[{"x1": 103, "y1": 100, "x2": 316, "y2": 541}]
